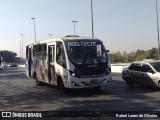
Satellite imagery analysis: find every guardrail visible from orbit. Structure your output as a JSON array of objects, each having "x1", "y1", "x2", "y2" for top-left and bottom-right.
[
  {"x1": 111, "y1": 63, "x2": 130, "y2": 73},
  {"x1": 18, "y1": 64, "x2": 25, "y2": 67},
  {"x1": 17, "y1": 63, "x2": 129, "y2": 73}
]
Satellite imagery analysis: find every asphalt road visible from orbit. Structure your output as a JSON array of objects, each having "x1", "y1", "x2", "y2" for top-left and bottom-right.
[{"x1": 0, "y1": 67, "x2": 160, "y2": 118}]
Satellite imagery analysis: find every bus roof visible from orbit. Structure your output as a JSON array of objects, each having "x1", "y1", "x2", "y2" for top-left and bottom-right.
[
  {"x1": 61, "y1": 35, "x2": 99, "y2": 41},
  {"x1": 27, "y1": 35, "x2": 100, "y2": 46}
]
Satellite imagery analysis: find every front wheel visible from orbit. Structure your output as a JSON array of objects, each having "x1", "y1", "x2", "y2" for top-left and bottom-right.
[
  {"x1": 126, "y1": 79, "x2": 135, "y2": 88},
  {"x1": 93, "y1": 86, "x2": 101, "y2": 90},
  {"x1": 58, "y1": 78, "x2": 68, "y2": 92},
  {"x1": 158, "y1": 81, "x2": 160, "y2": 89}
]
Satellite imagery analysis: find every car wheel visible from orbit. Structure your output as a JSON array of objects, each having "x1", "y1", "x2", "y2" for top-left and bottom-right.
[
  {"x1": 158, "y1": 81, "x2": 160, "y2": 88},
  {"x1": 126, "y1": 79, "x2": 135, "y2": 88},
  {"x1": 93, "y1": 86, "x2": 101, "y2": 90}
]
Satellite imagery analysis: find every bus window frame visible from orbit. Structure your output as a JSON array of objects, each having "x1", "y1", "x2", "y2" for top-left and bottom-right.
[{"x1": 56, "y1": 41, "x2": 67, "y2": 68}]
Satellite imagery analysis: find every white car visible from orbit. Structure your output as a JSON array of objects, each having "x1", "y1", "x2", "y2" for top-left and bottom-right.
[
  {"x1": 1, "y1": 62, "x2": 7, "y2": 68},
  {"x1": 122, "y1": 60, "x2": 160, "y2": 88}
]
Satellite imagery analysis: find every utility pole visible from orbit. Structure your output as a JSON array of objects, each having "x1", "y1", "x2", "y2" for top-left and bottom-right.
[
  {"x1": 72, "y1": 20, "x2": 77, "y2": 35},
  {"x1": 19, "y1": 41, "x2": 21, "y2": 64},
  {"x1": 156, "y1": 0, "x2": 160, "y2": 60},
  {"x1": 91, "y1": 0, "x2": 94, "y2": 38},
  {"x1": 31, "y1": 18, "x2": 37, "y2": 42},
  {"x1": 20, "y1": 34, "x2": 23, "y2": 59}
]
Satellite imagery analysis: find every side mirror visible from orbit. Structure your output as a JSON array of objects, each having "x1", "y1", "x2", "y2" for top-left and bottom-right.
[
  {"x1": 149, "y1": 69, "x2": 155, "y2": 74},
  {"x1": 106, "y1": 50, "x2": 109, "y2": 53}
]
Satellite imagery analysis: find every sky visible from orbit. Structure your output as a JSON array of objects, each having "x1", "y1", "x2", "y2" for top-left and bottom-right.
[{"x1": 0, "y1": 0, "x2": 159, "y2": 57}]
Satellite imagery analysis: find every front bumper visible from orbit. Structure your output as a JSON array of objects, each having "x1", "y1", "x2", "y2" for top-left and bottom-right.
[{"x1": 67, "y1": 74, "x2": 112, "y2": 89}]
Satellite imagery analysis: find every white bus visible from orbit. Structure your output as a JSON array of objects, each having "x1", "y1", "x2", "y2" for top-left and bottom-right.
[{"x1": 25, "y1": 35, "x2": 111, "y2": 90}]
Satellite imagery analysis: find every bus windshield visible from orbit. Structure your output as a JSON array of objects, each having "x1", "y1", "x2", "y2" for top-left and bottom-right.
[{"x1": 65, "y1": 40, "x2": 108, "y2": 65}]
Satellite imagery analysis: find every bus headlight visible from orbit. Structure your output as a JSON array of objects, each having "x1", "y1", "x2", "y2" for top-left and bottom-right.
[
  {"x1": 69, "y1": 68, "x2": 82, "y2": 78},
  {"x1": 103, "y1": 65, "x2": 111, "y2": 76},
  {"x1": 72, "y1": 73, "x2": 76, "y2": 77}
]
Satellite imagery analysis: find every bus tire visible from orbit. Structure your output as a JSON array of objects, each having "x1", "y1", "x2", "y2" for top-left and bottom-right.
[
  {"x1": 29, "y1": 69, "x2": 31, "y2": 77},
  {"x1": 58, "y1": 77, "x2": 67, "y2": 92},
  {"x1": 35, "y1": 75, "x2": 43, "y2": 86}
]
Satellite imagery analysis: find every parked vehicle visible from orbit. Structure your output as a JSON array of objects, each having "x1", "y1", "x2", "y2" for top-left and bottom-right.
[
  {"x1": 8, "y1": 63, "x2": 17, "y2": 68},
  {"x1": 0, "y1": 56, "x2": 1, "y2": 70},
  {"x1": 1, "y1": 62, "x2": 7, "y2": 68},
  {"x1": 122, "y1": 59, "x2": 160, "y2": 88}
]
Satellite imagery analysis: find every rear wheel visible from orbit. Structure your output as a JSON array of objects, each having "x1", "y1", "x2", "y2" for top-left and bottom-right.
[
  {"x1": 126, "y1": 78, "x2": 135, "y2": 88},
  {"x1": 158, "y1": 81, "x2": 160, "y2": 88},
  {"x1": 93, "y1": 86, "x2": 101, "y2": 90},
  {"x1": 35, "y1": 75, "x2": 43, "y2": 86},
  {"x1": 29, "y1": 66, "x2": 31, "y2": 77}
]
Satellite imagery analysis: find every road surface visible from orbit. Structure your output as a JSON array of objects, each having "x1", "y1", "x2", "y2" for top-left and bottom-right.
[{"x1": 0, "y1": 68, "x2": 160, "y2": 118}]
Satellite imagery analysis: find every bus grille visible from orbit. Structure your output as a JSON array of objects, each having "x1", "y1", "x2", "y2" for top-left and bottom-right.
[{"x1": 78, "y1": 65, "x2": 105, "y2": 76}]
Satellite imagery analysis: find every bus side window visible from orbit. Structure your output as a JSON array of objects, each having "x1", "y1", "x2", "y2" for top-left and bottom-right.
[{"x1": 56, "y1": 42, "x2": 67, "y2": 68}]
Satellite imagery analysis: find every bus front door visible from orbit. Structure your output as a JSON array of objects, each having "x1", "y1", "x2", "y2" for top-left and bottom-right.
[{"x1": 48, "y1": 45, "x2": 56, "y2": 84}]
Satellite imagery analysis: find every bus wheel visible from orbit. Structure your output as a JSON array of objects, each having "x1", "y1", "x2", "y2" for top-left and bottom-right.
[
  {"x1": 29, "y1": 69, "x2": 31, "y2": 77},
  {"x1": 58, "y1": 78, "x2": 67, "y2": 92},
  {"x1": 35, "y1": 76, "x2": 43, "y2": 86}
]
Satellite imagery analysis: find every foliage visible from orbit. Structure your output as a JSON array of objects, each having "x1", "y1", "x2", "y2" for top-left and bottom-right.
[
  {"x1": 0, "y1": 48, "x2": 159, "y2": 63},
  {"x1": 0, "y1": 50, "x2": 17, "y2": 63},
  {"x1": 109, "y1": 48, "x2": 159, "y2": 63}
]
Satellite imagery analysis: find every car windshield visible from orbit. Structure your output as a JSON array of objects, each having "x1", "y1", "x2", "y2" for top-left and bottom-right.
[
  {"x1": 65, "y1": 40, "x2": 108, "y2": 65},
  {"x1": 150, "y1": 62, "x2": 160, "y2": 72}
]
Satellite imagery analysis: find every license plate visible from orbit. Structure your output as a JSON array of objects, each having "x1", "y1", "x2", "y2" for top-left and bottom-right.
[{"x1": 90, "y1": 79, "x2": 98, "y2": 85}]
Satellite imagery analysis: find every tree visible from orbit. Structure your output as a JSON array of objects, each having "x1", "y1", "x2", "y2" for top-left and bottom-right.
[
  {"x1": 109, "y1": 53, "x2": 125, "y2": 63},
  {"x1": 146, "y1": 48, "x2": 158, "y2": 59},
  {"x1": 0, "y1": 50, "x2": 17, "y2": 63},
  {"x1": 134, "y1": 48, "x2": 158, "y2": 61},
  {"x1": 108, "y1": 48, "x2": 159, "y2": 63}
]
